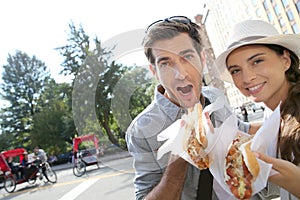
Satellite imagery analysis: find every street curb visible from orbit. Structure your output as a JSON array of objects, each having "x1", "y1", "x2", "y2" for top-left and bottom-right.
[{"x1": 52, "y1": 150, "x2": 131, "y2": 171}]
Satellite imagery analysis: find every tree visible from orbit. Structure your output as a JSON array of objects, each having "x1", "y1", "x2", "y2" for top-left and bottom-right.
[
  {"x1": 0, "y1": 50, "x2": 51, "y2": 148},
  {"x1": 56, "y1": 22, "x2": 153, "y2": 148},
  {"x1": 111, "y1": 66, "x2": 155, "y2": 132},
  {"x1": 30, "y1": 80, "x2": 75, "y2": 155}
]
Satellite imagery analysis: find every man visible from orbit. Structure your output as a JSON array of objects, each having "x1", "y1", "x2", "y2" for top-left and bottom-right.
[
  {"x1": 33, "y1": 147, "x2": 47, "y2": 163},
  {"x1": 20, "y1": 152, "x2": 29, "y2": 179},
  {"x1": 125, "y1": 16, "x2": 257, "y2": 200}
]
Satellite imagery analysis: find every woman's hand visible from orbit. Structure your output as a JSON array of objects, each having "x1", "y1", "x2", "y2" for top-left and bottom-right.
[{"x1": 255, "y1": 152, "x2": 300, "y2": 198}]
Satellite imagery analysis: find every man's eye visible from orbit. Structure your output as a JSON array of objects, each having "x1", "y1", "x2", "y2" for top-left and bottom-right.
[
  {"x1": 158, "y1": 62, "x2": 170, "y2": 68},
  {"x1": 183, "y1": 54, "x2": 194, "y2": 60}
]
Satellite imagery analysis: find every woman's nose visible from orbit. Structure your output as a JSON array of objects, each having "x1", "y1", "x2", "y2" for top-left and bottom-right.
[{"x1": 242, "y1": 67, "x2": 257, "y2": 82}]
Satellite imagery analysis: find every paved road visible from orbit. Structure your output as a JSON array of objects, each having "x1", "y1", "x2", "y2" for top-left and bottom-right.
[{"x1": 52, "y1": 150, "x2": 131, "y2": 171}]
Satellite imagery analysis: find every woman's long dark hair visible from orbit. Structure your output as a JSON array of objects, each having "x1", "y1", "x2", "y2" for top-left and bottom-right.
[{"x1": 266, "y1": 44, "x2": 300, "y2": 166}]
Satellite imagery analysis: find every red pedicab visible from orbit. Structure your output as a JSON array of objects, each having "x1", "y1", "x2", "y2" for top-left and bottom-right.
[
  {"x1": 72, "y1": 134, "x2": 102, "y2": 177},
  {"x1": 0, "y1": 148, "x2": 57, "y2": 193}
]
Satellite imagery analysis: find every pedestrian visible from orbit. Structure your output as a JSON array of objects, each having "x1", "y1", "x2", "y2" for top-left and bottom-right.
[
  {"x1": 215, "y1": 19, "x2": 300, "y2": 199},
  {"x1": 126, "y1": 16, "x2": 262, "y2": 200},
  {"x1": 241, "y1": 106, "x2": 248, "y2": 122}
]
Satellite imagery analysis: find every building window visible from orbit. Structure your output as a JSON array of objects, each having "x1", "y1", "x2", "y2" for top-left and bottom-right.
[
  {"x1": 256, "y1": 8, "x2": 261, "y2": 17},
  {"x1": 267, "y1": 12, "x2": 273, "y2": 22},
  {"x1": 287, "y1": 9, "x2": 294, "y2": 21},
  {"x1": 251, "y1": 0, "x2": 258, "y2": 6},
  {"x1": 281, "y1": 0, "x2": 288, "y2": 7},
  {"x1": 296, "y1": 1, "x2": 300, "y2": 12},
  {"x1": 263, "y1": 0, "x2": 269, "y2": 9},
  {"x1": 279, "y1": 18, "x2": 285, "y2": 28},
  {"x1": 274, "y1": 4, "x2": 280, "y2": 15},
  {"x1": 292, "y1": 24, "x2": 300, "y2": 33}
]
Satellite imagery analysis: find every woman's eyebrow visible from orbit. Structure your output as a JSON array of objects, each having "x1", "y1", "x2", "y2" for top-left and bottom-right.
[
  {"x1": 247, "y1": 52, "x2": 265, "y2": 62},
  {"x1": 227, "y1": 65, "x2": 237, "y2": 71},
  {"x1": 227, "y1": 52, "x2": 266, "y2": 69}
]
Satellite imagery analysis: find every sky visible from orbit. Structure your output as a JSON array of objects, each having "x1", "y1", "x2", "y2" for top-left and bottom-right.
[{"x1": 0, "y1": 0, "x2": 206, "y2": 83}]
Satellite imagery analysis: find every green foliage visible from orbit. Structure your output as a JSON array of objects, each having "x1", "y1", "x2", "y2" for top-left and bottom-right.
[
  {"x1": 0, "y1": 50, "x2": 51, "y2": 149},
  {"x1": 111, "y1": 67, "x2": 155, "y2": 132},
  {"x1": 0, "y1": 22, "x2": 155, "y2": 155},
  {"x1": 56, "y1": 22, "x2": 154, "y2": 147},
  {"x1": 30, "y1": 80, "x2": 74, "y2": 155}
]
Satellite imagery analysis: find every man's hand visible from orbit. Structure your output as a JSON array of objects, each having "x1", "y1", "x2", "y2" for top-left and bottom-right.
[
  {"x1": 145, "y1": 155, "x2": 188, "y2": 200},
  {"x1": 255, "y1": 152, "x2": 300, "y2": 198}
]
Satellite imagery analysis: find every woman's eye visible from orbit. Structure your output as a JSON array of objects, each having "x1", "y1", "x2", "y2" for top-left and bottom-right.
[
  {"x1": 253, "y1": 59, "x2": 263, "y2": 65},
  {"x1": 230, "y1": 69, "x2": 240, "y2": 75}
]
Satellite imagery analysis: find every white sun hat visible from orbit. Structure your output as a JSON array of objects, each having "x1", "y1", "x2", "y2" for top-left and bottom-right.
[{"x1": 214, "y1": 19, "x2": 300, "y2": 83}]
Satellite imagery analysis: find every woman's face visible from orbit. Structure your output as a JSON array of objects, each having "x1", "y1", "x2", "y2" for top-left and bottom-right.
[{"x1": 226, "y1": 45, "x2": 291, "y2": 110}]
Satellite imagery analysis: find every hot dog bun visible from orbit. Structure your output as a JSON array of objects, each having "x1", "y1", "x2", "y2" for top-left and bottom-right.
[
  {"x1": 185, "y1": 103, "x2": 209, "y2": 169},
  {"x1": 224, "y1": 134, "x2": 260, "y2": 199},
  {"x1": 240, "y1": 140, "x2": 260, "y2": 179}
]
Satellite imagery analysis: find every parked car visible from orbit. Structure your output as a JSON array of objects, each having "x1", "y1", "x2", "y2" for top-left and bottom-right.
[{"x1": 242, "y1": 102, "x2": 265, "y2": 113}]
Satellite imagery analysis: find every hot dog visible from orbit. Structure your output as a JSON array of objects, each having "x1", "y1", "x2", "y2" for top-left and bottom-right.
[
  {"x1": 224, "y1": 134, "x2": 260, "y2": 199},
  {"x1": 184, "y1": 103, "x2": 210, "y2": 169}
]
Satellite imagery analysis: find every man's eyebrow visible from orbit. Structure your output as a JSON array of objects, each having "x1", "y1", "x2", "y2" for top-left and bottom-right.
[
  {"x1": 179, "y1": 49, "x2": 195, "y2": 56},
  {"x1": 155, "y1": 49, "x2": 196, "y2": 64},
  {"x1": 156, "y1": 57, "x2": 169, "y2": 64}
]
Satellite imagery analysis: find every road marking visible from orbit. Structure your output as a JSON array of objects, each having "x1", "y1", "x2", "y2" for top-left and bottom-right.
[
  {"x1": 58, "y1": 178, "x2": 98, "y2": 200},
  {"x1": 0, "y1": 170, "x2": 134, "y2": 198}
]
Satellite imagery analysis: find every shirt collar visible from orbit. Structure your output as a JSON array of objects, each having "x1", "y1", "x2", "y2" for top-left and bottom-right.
[{"x1": 154, "y1": 85, "x2": 183, "y2": 121}]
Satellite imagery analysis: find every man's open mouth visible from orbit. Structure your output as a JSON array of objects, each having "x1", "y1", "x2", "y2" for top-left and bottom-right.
[{"x1": 177, "y1": 85, "x2": 193, "y2": 94}]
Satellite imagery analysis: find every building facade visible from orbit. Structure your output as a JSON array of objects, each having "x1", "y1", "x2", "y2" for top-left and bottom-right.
[{"x1": 200, "y1": 0, "x2": 300, "y2": 108}]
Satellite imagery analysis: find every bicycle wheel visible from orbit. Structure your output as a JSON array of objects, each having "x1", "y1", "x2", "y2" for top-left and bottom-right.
[
  {"x1": 4, "y1": 176, "x2": 16, "y2": 193},
  {"x1": 44, "y1": 163, "x2": 57, "y2": 183},
  {"x1": 28, "y1": 177, "x2": 37, "y2": 184},
  {"x1": 73, "y1": 161, "x2": 86, "y2": 177},
  {"x1": 0, "y1": 176, "x2": 4, "y2": 190}
]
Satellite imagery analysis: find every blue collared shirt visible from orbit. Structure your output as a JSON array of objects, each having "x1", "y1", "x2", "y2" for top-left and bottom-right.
[{"x1": 126, "y1": 85, "x2": 249, "y2": 200}]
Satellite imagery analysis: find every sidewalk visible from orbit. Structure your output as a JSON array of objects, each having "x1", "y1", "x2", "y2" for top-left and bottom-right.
[{"x1": 52, "y1": 150, "x2": 131, "y2": 171}]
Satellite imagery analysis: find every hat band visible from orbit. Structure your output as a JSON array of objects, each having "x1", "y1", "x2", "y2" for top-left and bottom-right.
[{"x1": 227, "y1": 35, "x2": 267, "y2": 49}]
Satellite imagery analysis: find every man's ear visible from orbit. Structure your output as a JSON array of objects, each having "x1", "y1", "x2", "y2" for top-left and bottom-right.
[
  {"x1": 149, "y1": 64, "x2": 159, "y2": 80},
  {"x1": 200, "y1": 50, "x2": 207, "y2": 69}
]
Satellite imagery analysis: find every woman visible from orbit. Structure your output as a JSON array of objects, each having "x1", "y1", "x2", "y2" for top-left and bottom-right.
[{"x1": 215, "y1": 19, "x2": 300, "y2": 199}]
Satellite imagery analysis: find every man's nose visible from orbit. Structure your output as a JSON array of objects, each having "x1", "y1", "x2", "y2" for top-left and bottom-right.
[{"x1": 174, "y1": 64, "x2": 188, "y2": 80}]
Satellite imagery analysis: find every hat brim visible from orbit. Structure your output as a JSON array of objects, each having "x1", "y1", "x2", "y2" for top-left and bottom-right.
[{"x1": 214, "y1": 34, "x2": 300, "y2": 83}]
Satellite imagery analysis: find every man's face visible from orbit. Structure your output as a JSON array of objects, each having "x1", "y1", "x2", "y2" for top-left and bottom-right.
[
  {"x1": 150, "y1": 33, "x2": 203, "y2": 108},
  {"x1": 34, "y1": 148, "x2": 38, "y2": 154}
]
